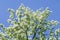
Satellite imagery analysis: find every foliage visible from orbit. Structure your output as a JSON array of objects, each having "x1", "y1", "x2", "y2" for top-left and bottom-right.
[{"x1": 0, "y1": 4, "x2": 60, "y2": 40}]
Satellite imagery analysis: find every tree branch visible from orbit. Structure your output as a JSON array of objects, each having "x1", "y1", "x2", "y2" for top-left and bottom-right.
[
  {"x1": 26, "y1": 28, "x2": 28, "y2": 40},
  {"x1": 32, "y1": 26, "x2": 37, "y2": 40}
]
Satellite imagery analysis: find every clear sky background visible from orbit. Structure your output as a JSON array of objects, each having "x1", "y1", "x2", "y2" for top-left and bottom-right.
[{"x1": 0, "y1": 0, "x2": 60, "y2": 29}]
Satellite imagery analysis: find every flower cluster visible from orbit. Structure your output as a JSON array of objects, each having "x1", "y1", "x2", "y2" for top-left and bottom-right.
[{"x1": 0, "y1": 4, "x2": 59, "y2": 40}]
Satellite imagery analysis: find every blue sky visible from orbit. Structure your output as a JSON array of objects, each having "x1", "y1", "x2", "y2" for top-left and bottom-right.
[{"x1": 0, "y1": 0, "x2": 60, "y2": 29}]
